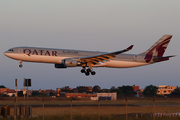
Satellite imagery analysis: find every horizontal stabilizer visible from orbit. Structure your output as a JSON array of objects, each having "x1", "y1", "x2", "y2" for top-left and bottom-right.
[{"x1": 153, "y1": 55, "x2": 176, "y2": 62}]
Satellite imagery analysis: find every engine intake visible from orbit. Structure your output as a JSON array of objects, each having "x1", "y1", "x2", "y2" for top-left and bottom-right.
[{"x1": 55, "y1": 63, "x2": 66, "y2": 68}]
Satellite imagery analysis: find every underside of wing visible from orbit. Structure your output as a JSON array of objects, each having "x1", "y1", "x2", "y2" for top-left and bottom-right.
[{"x1": 79, "y1": 45, "x2": 133, "y2": 66}]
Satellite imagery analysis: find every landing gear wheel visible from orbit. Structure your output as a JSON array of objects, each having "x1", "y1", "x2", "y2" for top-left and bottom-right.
[
  {"x1": 85, "y1": 72, "x2": 90, "y2": 76},
  {"x1": 81, "y1": 69, "x2": 86, "y2": 73},
  {"x1": 81, "y1": 66, "x2": 96, "y2": 76},
  {"x1": 87, "y1": 68, "x2": 91, "y2": 72},
  {"x1": 81, "y1": 67, "x2": 86, "y2": 73},
  {"x1": 19, "y1": 60, "x2": 23, "y2": 68},
  {"x1": 91, "y1": 71, "x2": 96, "y2": 75},
  {"x1": 19, "y1": 64, "x2": 23, "y2": 68}
]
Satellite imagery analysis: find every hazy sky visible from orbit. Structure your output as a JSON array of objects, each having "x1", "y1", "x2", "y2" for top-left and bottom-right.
[{"x1": 0, "y1": 0, "x2": 180, "y2": 90}]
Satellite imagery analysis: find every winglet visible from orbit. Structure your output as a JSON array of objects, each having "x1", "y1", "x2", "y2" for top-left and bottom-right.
[
  {"x1": 113, "y1": 45, "x2": 134, "y2": 55},
  {"x1": 126, "y1": 45, "x2": 134, "y2": 50}
]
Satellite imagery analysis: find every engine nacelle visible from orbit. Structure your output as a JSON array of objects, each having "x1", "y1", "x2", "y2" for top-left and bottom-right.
[
  {"x1": 55, "y1": 60, "x2": 78, "y2": 68},
  {"x1": 55, "y1": 63, "x2": 66, "y2": 68},
  {"x1": 64, "y1": 60, "x2": 78, "y2": 67}
]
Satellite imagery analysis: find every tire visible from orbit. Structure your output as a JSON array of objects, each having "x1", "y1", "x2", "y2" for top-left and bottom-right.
[
  {"x1": 81, "y1": 69, "x2": 85, "y2": 73},
  {"x1": 91, "y1": 71, "x2": 96, "y2": 75},
  {"x1": 19, "y1": 64, "x2": 23, "y2": 68},
  {"x1": 85, "y1": 72, "x2": 90, "y2": 76},
  {"x1": 87, "y1": 68, "x2": 91, "y2": 72}
]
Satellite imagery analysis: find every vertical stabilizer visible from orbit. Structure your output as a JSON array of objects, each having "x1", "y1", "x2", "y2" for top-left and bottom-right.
[{"x1": 140, "y1": 35, "x2": 172, "y2": 63}]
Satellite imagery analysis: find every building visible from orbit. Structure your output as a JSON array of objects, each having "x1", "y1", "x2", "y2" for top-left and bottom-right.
[
  {"x1": 97, "y1": 93, "x2": 117, "y2": 100},
  {"x1": 6, "y1": 89, "x2": 16, "y2": 97},
  {"x1": 133, "y1": 85, "x2": 139, "y2": 91},
  {"x1": 135, "y1": 89, "x2": 144, "y2": 97},
  {"x1": 65, "y1": 93, "x2": 97, "y2": 98},
  {"x1": 157, "y1": 85, "x2": 176, "y2": 95},
  {"x1": 0, "y1": 88, "x2": 16, "y2": 97},
  {"x1": 39, "y1": 89, "x2": 56, "y2": 96},
  {"x1": 0, "y1": 88, "x2": 9, "y2": 94},
  {"x1": 56, "y1": 88, "x2": 61, "y2": 96},
  {"x1": 87, "y1": 87, "x2": 93, "y2": 92}
]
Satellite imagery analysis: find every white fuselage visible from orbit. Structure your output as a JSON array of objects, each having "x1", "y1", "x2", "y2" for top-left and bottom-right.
[
  {"x1": 4, "y1": 35, "x2": 174, "y2": 76},
  {"x1": 4, "y1": 47, "x2": 150, "y2": 68}
]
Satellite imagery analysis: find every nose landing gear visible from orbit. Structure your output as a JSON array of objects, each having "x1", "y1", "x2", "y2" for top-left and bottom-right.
[
  {"x1": 81, "y1": 67, "x2": 96, "y2": 76},
  {"x1": 19, "y1": 60, "x2": 23, "y2": 68}
]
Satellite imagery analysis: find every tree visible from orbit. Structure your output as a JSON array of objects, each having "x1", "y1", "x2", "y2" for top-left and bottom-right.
[
  {"x1": 170, "y1": 87, "x2": 180, "y2": 98},
  {"x1": 31, "y1": 91, "x2": 48, "y2": 97},
  {"x1": 61, "y1": 86, "x2": 71, "y2": 93},
  {"x1": 0, "y1": 85, "x2": 6, "y2": 88},
  {"x1": 117, "y1": 85, "x2": 135, "y2": 97},
  {"x1": 143, "y1": 85, "x2": 158, "y2": 97},
  {"x1": 76, "y1": 86, "x2": 88, "y2": 93},
  {"x1": 116, "y1": 88, "x2": 124, "y2": 97},
  {"x1": 49, "y1": 92, "x2": 54, "y2": 96},
  {"x1": 101, "y1": 89, "x2": 110, "y2": 93},
  {"x1": 110, "y1": 86, "x2": 116, "y2": 92},
  {"x1": 121, "y1": 85, "x2": 134, "y2": 96},
  {"x1": 92, "y1": 85, "x2": 101, "y2": 93}
]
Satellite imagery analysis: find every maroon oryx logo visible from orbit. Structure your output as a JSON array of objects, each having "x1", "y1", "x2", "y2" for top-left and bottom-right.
[{"x1": 144, "y1": 36, "x2": 172, "y2": 63}]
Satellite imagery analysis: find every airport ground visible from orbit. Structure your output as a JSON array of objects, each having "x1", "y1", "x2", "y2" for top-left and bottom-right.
[{"x1": 0, "y1": 97, "x2": 180, "y2": 120}]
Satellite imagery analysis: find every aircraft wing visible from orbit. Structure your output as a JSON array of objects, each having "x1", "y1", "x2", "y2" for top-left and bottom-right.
[{"x1": 79, "y1": 45, "x2": 133, "y2": 65}]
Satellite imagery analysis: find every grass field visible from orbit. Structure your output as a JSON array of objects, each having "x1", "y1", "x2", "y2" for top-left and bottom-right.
[
  {"x1": 1, "y1": 115, "x2": 180, "y2": 120},
  {"x1": 32, "y1": 106, "x2": 180, "y2": 115},
  {"x1": 1, "y1": 98, "x2": 180, "y2": 106},
  {"x1": 5, "y1": 106, "x2": 180, "y2": 120},
  {"x1": 0, "y1": 98, "x2": 180, "y2": 120}
]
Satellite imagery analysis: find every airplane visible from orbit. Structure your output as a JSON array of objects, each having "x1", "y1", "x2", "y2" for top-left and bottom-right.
[{"x1": 4, "y1": 35, "x2": 175, "y2": 76}]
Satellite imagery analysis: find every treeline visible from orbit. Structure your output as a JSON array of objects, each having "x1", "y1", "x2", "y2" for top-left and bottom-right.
[
  {"x1": 0, "y1": 85, "x2": 180, "y2": 98},
  {"x1": 62, "y1": 85, "x2": 180, "y2": 98},
  {"x1": 60, "y1": 85, "x2": 136, "y2": 97}
]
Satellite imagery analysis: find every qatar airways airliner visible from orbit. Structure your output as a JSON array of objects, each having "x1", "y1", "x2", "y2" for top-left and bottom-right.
[{"x1": 4, "y1": 35, "x2": 175, "y2": 76}]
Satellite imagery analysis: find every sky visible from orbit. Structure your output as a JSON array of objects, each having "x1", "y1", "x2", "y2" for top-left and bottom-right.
[{"x1": 0, "y1": 0, "x2": 180, "y2": 90}]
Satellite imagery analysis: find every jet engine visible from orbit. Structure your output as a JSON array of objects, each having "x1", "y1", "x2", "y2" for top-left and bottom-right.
[{"x1": 55, "y1": 59, "x2": 78, "y2": 68}]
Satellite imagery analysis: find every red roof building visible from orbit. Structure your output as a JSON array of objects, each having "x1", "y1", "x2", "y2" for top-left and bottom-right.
[
  {"x1": 133, "y1": 85, "x2": 139, "y2": 91},
  {"x1": 0, "y1": 88, "x2": 9, "y2": 94}
]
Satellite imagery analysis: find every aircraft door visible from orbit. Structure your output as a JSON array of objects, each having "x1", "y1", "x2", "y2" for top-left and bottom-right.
[{"x1": 18, "y1": 48, "x2": 23, "y2": 54}]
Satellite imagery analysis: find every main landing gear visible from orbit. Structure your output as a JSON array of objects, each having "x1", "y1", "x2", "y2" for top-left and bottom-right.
[
  {"x1": 19, "y1": 60, "x2": 23, "y2": 68},
  {"x1": 81, "y1": 67, "x2": 96, "y2": 76}
]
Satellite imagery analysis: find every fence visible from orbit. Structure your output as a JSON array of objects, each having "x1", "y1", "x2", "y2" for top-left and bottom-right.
[{"x1": 0, "y1": 97, "x2": 180, "y2": 120}]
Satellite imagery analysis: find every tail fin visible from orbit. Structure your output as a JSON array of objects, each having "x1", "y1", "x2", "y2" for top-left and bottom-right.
[{"x1": 140, "y1": 35, "x2": 172, "y2": 63}]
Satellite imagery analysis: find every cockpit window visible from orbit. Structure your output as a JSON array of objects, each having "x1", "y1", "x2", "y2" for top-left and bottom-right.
[{"x1": 8, "y1": 49, "x2": 14, "y2": 51}]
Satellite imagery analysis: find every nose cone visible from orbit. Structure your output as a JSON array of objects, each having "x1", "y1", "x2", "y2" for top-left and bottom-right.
[
  {"x1": 4, "y1": 51, "x2": 11, "y2": 57},
  {"x1": 4, "y1": 51, "x2": 8, "y2": 56}
]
